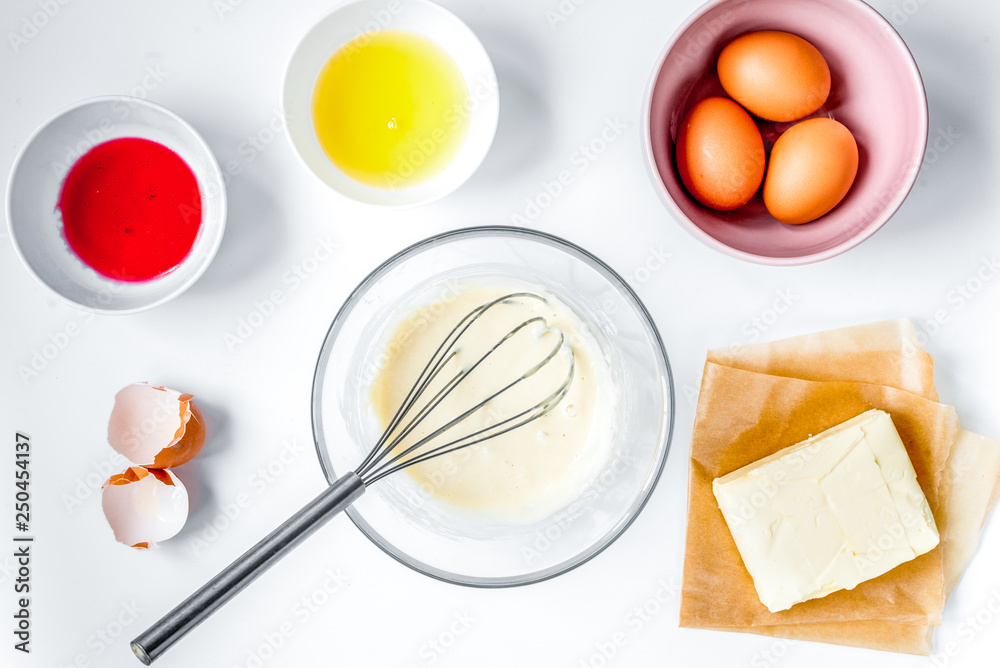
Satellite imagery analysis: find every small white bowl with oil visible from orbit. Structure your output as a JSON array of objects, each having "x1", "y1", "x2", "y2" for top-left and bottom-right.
[{"x1": 283, "y1": 0, "x2": 499, "y2": 207}]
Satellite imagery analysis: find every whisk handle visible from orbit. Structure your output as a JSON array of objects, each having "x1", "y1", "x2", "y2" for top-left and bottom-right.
[{"x1": 129, "y1": 472, "x2": 365, "y2": 665}]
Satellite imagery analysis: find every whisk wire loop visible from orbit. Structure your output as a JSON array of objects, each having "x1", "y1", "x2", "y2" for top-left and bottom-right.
[
  {"x1": 356, "y1": 292, "x2": 539, "y2": 473},
  {"x1": 355, "y1": 292, "x2": 574, "y2": 485},
  {"x1": 364, "y1": 363, "x2": 573, "y2": 484}
]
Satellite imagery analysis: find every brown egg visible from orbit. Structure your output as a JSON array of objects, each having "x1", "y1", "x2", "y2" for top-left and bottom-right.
[
  {"x1": 764, "y1": 118, "x2": 859, "y2": 225},
  {"x1": 718, "y1": 31, "x2": 831, "y2": 122},
  {"x1": 675, "y1": 97, "x2": 765, "y2": 211}
]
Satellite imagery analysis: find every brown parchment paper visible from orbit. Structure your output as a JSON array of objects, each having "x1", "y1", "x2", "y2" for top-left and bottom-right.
[
  {"x1": 679, "y1": 362, "x2": 957, "y2": 629},
  {"x1": 706, "y1": 619, "x2": 935, "y2": 655},
  {"x1": 683, "y1": 320, "x2": 1000, "y2": 654},
  {"x1": 708, "y1": 319, "x2": 938, "y2": 401},
  {"x1": 940, "y1": 429, "x2": 1000, "y2": 596}
]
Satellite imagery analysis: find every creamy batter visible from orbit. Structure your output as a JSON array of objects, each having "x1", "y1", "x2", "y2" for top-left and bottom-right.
[{"x1": 369, "y1": 285, "x2": 618, "y2": 522}]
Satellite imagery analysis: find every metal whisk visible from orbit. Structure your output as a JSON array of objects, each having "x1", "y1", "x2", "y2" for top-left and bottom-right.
[{"x1": 131, "y1": 293, "x2": 574, "y2": 664}]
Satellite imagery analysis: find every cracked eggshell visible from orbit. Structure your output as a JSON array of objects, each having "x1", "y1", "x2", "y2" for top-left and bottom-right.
[
  {"x1": 102, "y1": 466, "x2": 189, "y2": 549},
  {"x1": 108, "y1": 382, "x2": 205, "y2": 468}
]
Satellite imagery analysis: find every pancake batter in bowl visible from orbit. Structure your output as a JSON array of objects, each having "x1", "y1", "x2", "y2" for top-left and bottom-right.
[{"x1": 369, "y1": 285, "x2": 619, "y2": 524}]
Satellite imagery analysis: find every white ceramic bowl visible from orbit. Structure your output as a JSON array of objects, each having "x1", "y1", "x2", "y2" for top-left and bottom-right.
[
  {"x1": 312, "y1": 227, "x2": 674, "y2": 586},
  {"x1": 7, "y1": 96, "x2": 227, "y2": 314},
  {"x1": 283, "y1": 0, "x2": 499, "y2": 207}
]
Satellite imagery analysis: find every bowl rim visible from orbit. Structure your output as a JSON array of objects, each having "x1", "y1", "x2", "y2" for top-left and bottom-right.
[
  {"x1": 310, "y1": 225, "x2": 675, "y2": 587},
  {"x1": 640, "y1": 0, "x2": 929, "y2": 266},
  {"x1": 281, "y1": 0, "x2": 499, "y2": 208},
  {"x1": 5, "y1": 94, "x2": 228, "y2": 315}
]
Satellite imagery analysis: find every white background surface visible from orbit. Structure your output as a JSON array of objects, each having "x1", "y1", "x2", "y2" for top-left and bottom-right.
[{"x1": 1, "y1": 0, "x2": 998, "y2": 667}]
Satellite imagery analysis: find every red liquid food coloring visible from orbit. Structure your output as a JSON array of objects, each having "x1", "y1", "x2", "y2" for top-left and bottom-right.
[{"x1": 57, "y1": 137, "x2": 202, "y2": 282}]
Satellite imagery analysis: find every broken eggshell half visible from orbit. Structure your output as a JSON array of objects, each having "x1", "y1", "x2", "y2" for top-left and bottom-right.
[
  {"x1": 107, "y1": 382, "x2": 205, "y2": 468},
  {"x1": 102, "y1": 466, "x2": 189, "y2": 549}
]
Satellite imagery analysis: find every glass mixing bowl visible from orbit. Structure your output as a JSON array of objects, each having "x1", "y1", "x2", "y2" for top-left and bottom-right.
[{"x1": 311, "y1": 226, "x2": 673, "y2": 586}]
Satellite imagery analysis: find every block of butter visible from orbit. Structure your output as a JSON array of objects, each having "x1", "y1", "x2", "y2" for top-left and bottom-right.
[{"x1": 712, "y1": 409, "x2": 939, "y2": 613}]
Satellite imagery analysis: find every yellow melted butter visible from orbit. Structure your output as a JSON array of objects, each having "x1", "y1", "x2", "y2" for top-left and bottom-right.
[{"x1": 311, "y1": 29, "x2": 471, "y2": 189}]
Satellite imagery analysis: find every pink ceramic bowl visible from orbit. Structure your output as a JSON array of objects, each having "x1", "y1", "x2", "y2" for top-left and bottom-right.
[{"x1": 642, "y1": 0, "x2": 927, "y2": 265}]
